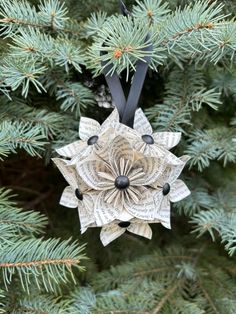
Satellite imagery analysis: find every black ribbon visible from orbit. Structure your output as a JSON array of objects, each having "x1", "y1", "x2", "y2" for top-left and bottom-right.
[{"x1": 101, "y1": 1, "x2": 152, "y2": 128}]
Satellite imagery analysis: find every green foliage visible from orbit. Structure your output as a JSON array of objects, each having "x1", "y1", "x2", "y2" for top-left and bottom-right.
[
  {"x1": 56, "y1": 82, "x2": 95, "y2": 117},
  {"x1": 0, "y1": 120, "x2": 47, "y2": 158},
  {"x1": 1, "y1": 237, "x2": 86, "y2": 293},
  {"x1": 0, "y1": 188, "x2": 47, "y2": 235},
  {"x1": 185, "y1": 128, "x2": 236, "y2": 171},
  {"x1": 0, "y1": 188, "x2": 86, "y2": 303},
  {"x1": 69, "y1": 245, "x2": 236, "y2": 313},
  {"x1": 0, "y1": 0, "x2": 236, "y2": 312},
  {"x1": 146, "y1": 66, "x2": 221, "y2": 132},
  {"x1": 10, "y1": 295, "x2": 68, "y2": 314}
]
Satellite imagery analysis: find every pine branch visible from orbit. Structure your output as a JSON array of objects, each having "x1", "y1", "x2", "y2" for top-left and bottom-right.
[
  {"x1": 9, "y1": 27, "x2": 84, "y2": 73},
  {"x1": 150, "y1": 282, "x2": 178, "y2": 314},
  {"x1": 68, "y1": 288, "x2": 96, "y2": 314},
  {"x1": 0, "y1": 238, "x2": 86, "y2": 293},
  {"x1": 0, "y1": 58, "x2": 47, "y2": 97},
  {"x1": 146, "y1": 65, "x2": 220, "y2": 132},
  {"x1": 0, "y1": 0, "x2": 79, "y2": 36},
  {"x1": 174, "y1": 185, "x2": 215, "y2": 216},
  {"x1": 85, "y1": 11, "x2": 108, "y2": 38},
  {"x1": 185, "y1": 128, "x2": 236, "y2": 171},
  {"x1": 56, "y1": 82, "x2": 95, "y2": 117},
  {"x1": 86, "y1": 15, "x2": 152, "y2": 79},
  {"x1": 11, "y1": 295, "x2": 69, "y2": 314},
  {"x1": 0, "y1": 121, "x2": 48, "y2": 158},
  {"x1": 92, "y1": 247, "x2": 193, "y2": 291},
  {"x1": 0, "y1": 290, "x2": 5, "y2": 314},
  {"x1": 72, "y1": 244, "x2": 236, "y2": 313},
  {"x1": 160, "y1": 1, "x2": 232, "y2": 63},
  {"x1": 0, "y1": 98, "x2": 73, "y2": 139},
  {"x1": 132, "y1": 0, "x2": 170, "y2": 26},
  {"x1": 0, "y1": 188, "x2": 48, "y2": 235},
  {"x1": 198, "y1": 278, "x2": 220, "y2": 314}
]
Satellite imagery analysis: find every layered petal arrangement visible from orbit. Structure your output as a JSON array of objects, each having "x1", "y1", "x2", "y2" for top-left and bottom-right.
[{"x1": 53, "y1": 108, "x2": 191, "y2": 245}]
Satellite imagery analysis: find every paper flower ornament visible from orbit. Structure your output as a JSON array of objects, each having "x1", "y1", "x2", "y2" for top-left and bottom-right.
[
  {"x1": 52, "y1": 2, "x2": 191, "y2": 245},
  {"x1": 52, "y1": 158, "x2": 96, "y2": 234},
  {"x1": 100, "y1": 219, "x2": 155, "y2": 246},
  {"x1": 77, "y1": 135, "x2": 167, "y2": 225},
  {"x1": 54, "y1": 108, "x2": 191, "y2": 245},
  {"x1": 56, "y1": 109, "x2": 119, "y2": 162}
]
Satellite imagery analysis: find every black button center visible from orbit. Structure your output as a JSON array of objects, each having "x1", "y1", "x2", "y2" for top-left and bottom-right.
[
  {"x1": 75, "y1": 188, "x2": 83, "y2": 200},
  {"x1": 142, "y1": 134, "x2": 154, "y2": 145},
  {"x1": 87, "y1": 135, "x2": 98, "y2": 145},
  {"x1": 118, "y1": 221, "x2": 131, "y2": 228},
  {"x1": 162, "y1": 183, "x2": 170, "y2": 196},
  {"x1": 115, "y1": 175, "x2": 130, "y2": 190}
]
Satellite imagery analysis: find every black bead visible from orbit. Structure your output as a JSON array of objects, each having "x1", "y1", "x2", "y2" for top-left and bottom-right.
[
  {"x1": 87, "y1": 135, "x2": 98, "y2": 146},
  {"x1": 162, "y1": 183, "x2": 170, "y2": 196},
  {"x1": 142, "y1": 134, "x2": 154, "y2": 145},
  {"x1": 115, "y1": 175, "x2": 130, "y2": 190},
  {"x1": 75, "y1": 188, "x2": 83, "y2": 200},
  {"x1": 118, "y1": 221, "x2": 131, "y2": 228}
]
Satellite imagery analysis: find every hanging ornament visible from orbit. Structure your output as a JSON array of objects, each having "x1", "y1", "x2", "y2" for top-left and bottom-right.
[
  {"x1": 53, "y1": 2, "x2": 191, "y2": 245},
  {"x1": 53, "y1": 108, "x2": 190, "y2": 245}
]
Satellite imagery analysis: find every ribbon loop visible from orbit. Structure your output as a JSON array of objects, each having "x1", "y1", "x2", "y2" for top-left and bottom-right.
[{"x1": 102, "y1": 1, "x2": 152, "y2": 128}]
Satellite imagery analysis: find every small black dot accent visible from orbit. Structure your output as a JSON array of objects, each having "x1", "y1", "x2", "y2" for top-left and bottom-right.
[
  {"x1": 118, "y1": 221, "x2": 131, "y2": 228},
  {"x1": 115, "y1": 175, "x2": 130, "y2": 190},
  {"x1": 142, "y1": 134, "x2": 154, "y2": 145},
  {"x1": 75, "y1": 188, "x2": 83, "y2": 200},
  {"x1": 162, "y1": 183, "x2": 171, "y2": 196},
  {"x1": 87, "y1": 135, "x2": 98, "y2": 145}
]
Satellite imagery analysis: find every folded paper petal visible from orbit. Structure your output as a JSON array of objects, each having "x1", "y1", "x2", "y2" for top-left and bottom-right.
[
  {"x1": 100, "y1": 108, "x2": 120, "y2": 131},
  {"x1": 128, "y1": 222, "x2": 152, "y2": 239},
  {"x1": 77, "y1": 159, "x2": 112, "y2": 190},
  {"x1": 155, "y1": 196, "x2": 171, "y2": 229},
  {"x1": 52, "y1": 158, "x2": 78, "y2": 189},
  {"x1": 60, "y1": 186, "x2": 77, "y2": 208},
  {"x1": 114, "y1": 123, "x2": 140, "y2": 143},
  {"x1": 134, "y1": 108, "x2": 152, "y2": 135},
  {"x1": 167, "y1": 155, "x2": 190, "y2": 183},
  {"x1": 124, "y1": 190, "x2": 155, "y2": 220},
  {"x1": 169, "y1": 179, "x2": 190, "y2": 202},
  {"x1": 164, "y1": 150, "x2": 184, "y2": 166},
  {"x1": 133, "y1": 156, "x2": 166, "y2": 185},
  {"x1": 95, "y1": 191, "x2": 120, "y2": 226},
  {"x1": 109, "y1": 136, "x2": 134, "y2": 168},
  {"x1": 119, "y1": 209, "x2": 134, "y2": 221},
  {"x1": 154, "y1": 155, "x2": 190, "y2": 187},
  {"x1": 78, "y1": 194, "x2": 96, "y2": 233},
  {"x1": 79, "y1": 117, "x2": 101, "y2": 141},
  {"x1": 56, "y1": 141, "x2": 85, "y2": 158},
  {"x1": 100, "y1": 224, "x2": 125, "y2": 246},
  {"x1": 153, "y1": 132, "x2": 181, "y2": 150}
]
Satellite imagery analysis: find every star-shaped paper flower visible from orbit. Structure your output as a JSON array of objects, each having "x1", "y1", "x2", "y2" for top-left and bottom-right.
[
  {"x1": 152, "y1": 155, "x2": 191, "y2": 225},
  {"x1": 132, "y1": 108, "x2": 182, "y2": 160},
  {"x1": 56, "y1": 109, "x2": 120, "y2": 161},
  {"x1": 77, "y1": 135, "x2": 167, "y2": 226},
  {"x1": 52, "y1": 158, "x2": 96, "y2": 234},
  {"x1": 100, "y1": 219, "x2": 155, "y2": 246}
]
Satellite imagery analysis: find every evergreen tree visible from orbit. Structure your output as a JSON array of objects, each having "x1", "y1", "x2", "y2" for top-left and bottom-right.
[{"x1": 0, "y1": 0, "x2": 236, "y2": 312}]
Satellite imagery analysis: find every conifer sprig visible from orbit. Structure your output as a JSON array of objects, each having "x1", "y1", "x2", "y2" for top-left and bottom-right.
[
  {"x1": 0, "y1": 238, "x2": 86, "y2": 293},
  {"x1": 69, "y1": 245, "x2": 236, "y2": 313}
]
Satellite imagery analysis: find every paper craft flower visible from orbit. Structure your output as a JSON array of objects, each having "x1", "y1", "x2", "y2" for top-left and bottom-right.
[
  {"x1": 52, "y1": 158, "x2": 96, "y2": 234},
  {"x1": 132, "y1": 108, "x2": 182, "y2": 159},
  {"x1": 53, "y1": 108, "x2": 191, "y2": 246},
  {"x1": 152, "y1": 155, "x2": 191, "y2": 223},
  {"x1": 56, "y1": 109, "x2": 119, "y2": 161},
  {"x1": 77, "y1": 135, "x2": 167, "y2": 225},
  {"x1": 100, "y1": 219, "x2": 154, "y2": 246}
]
